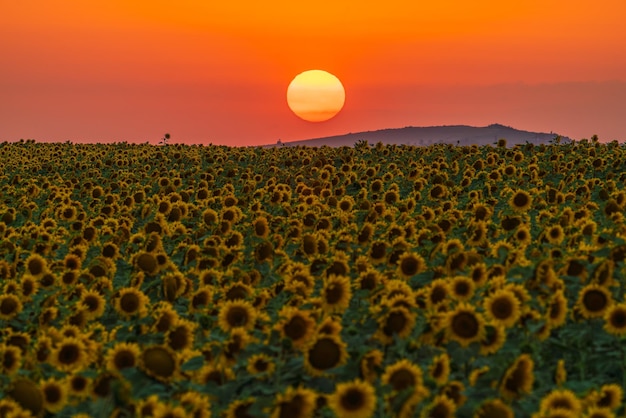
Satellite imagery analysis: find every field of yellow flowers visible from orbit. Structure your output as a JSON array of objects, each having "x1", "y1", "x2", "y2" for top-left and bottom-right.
[{"x1": 0, "y1": 137, "x2": 625, "y2": 417}]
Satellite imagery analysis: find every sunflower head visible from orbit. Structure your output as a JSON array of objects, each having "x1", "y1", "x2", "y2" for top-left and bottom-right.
[
  {"x1": 444, "y1": 303, "x2": 485, "y2": 347},
  {"x1": 304, "y1": 334, "x2": 348, "y2": 376},
  {"x1": 576, "y1": 284, "x2": 613, "y2": 319},
  {"x1": 141, "y1": 345, "x2": 178, "y2": 382},
  {"x1": 327, "y1": 379, "x2": 377, "y2": 418},
  {"x1": 218, "y1": 300, "x2": 257, "y2": 332}
]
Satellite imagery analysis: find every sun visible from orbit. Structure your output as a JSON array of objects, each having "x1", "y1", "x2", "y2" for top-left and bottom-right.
[{"x1": 287, "y1": 70, "x2": 345, "y2": 122}]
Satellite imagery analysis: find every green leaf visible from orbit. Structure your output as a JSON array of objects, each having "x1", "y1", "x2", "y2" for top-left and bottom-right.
[{"x1": 181, "y1": 355, "x2": 205, "y2": 372}]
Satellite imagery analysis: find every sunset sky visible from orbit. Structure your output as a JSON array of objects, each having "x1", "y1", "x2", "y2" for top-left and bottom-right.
[{"x1": 2, "y1": 1, "x2": 625, "y2": 146}]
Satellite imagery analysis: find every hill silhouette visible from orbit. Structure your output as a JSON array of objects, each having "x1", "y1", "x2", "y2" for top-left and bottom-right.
[{"x1": 268, "y1": 124, "x2": 570, "y2": 148}]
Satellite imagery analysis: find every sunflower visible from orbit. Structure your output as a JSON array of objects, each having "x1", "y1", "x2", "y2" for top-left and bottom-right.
[
  {"x1": 152, "y1": 303, "x2": 180, "y2": 333},
  {"x1": 272, "y1": 386, "x2": 317, "y2": 418},
  {"x1": 544, "y1": 225, "x2": 565, "y2": 245},
  {"x1": 369, "y1": 240, "x2": 388, "y2": 264},
  {"x1": 251, "y1": 216, "x2": 270, "y2": 239},
  {"x1": 218, "y1": 300, "x2": 257, "y2": 333},
  {"x1": 247, "y1": 353, "x2": 275, "y2": 377},
  {"x1": 360, "y1": 349, "x2": 383, "y2": 383},
  {"x1": 466, "y1": 221, "x2": 488, "y2": 247},
  {"x1": 448, "y1": 276, "x2": 475, "y2": 302},
  {"x1": 513, "y1": 224, "x2": 532, "y2": 246},
  {"x1": 114, "y1": 287, "x2": 150, "y2": 319},
  {"x1": 576, "y1": 284, "x2": 613, "y2": 319},
  {"x1": 196, "y1": 362, "x2": 235, "y2": 386},
  {"x1": 50, "y1": 337, "x2": 89, "y2": 373},
  {"x1": 604, "y1": 303, "x2": 626, "y2": 336},
  {"x1": 583, "y1": 406, "x2": 616, "y2": 418},
  {"x1": 421, "y1": 394, "x2": 456, "y2": 418},
  {"x1": 474, "y1": 399, "x2": 514, "y2": 418},
  {"x1": 178, "y1": 392, "x2": 211, "y2": 418},
  {"x1": 0, "y1": 398, "x2": 31, "y2": 418},
  {"x1": 105, "y1": 342, "x2": 140, "y2": 374},
  {"x1": 321, "y1": 274, "x2": 352, "y2": 313},
  {"x1": 382, "y1": 359, "x2": 424, "y2": 392},
  {"x1": 500, "y1": 353, "x2": 534, "y2": 400},
  {"x1": 275, "y1": 306, "x2": 316, "y2": 348},
  {"x1": 224, "y1": 398, "x2": 256, "y2": 418},
  {"x1": 509, "y1": 190, "x2": 532, "y2": 212},
  {"x1": 443, "y1": 303, "x2": 485, "y2": 347},
  {"x1": 429, "y1": 354, "x2": 450, "y2": 386},
  {"x1": 546, "y1": 290, "x2": 568, "y2": 328},
  {"x1": 483, "y1": 288, "x2": 521, "y2": 328},
  {"x1": 0, "y1": 294, "x2": 22, "y2": 320},
  {"x1": 224, "y1": 281, "x2": 253, "y2": 301},
  {"x1": 469, "y1": 263, "x2": 488, "y2": 287},
  {"x1": 20, "y1": 275, "x2": 38, "y2": 299},
  {"x1": 6, "y1": 378, "x2": 44, "y2": 417},
  {"x1": 595, "y1": 384, "x2": 623, "y2": 410},
  {"x1": 539, "y1": 389, "x2": 582, "y2": 416},
  {"x1": 166, "y1": 318, "x2": 196, "y2": 351},
  {"x1": 66, "y1": 374, "x2": 91, "y2": 399},
  {"x1": 0, "y1": 345, "x2": 22, "y2": 375},
  {"x1": 41, "y1": 378, "x2": 68, "y2": 414},
  {"x1": 480, "y1": 323, "x2": 506, "y2": 356},
  {"x1": 554, "y1": 359, "x2": 567, "y2": 387},
  {"x1": 304, "y1": 334, "x2": 348, "y2": 376},
  {"x1": 78, "y1": 290, "x2": 106, "y2": 320},
  {"x1": 469, "y1": 366, "x2": 490, "y2": 387},
  {"x1": 141, "y1": 345, "x2": 178, "y2": 382},
  {"x1": 25, "y1": 253, "x2": 47, "y2": 278},
  {"x1": 327, "y1": 379, "x2": 377, "y2": 418},
  {"x1": 376, "y1": 306, "x2": 416, "y2": 345},
  {"x1": 427, "y1": 279, "x2": 450, "y2": 308},
  {"x1": 134, "y1": 251, "x2": 159, "y2": 275},
  {"x1": 317, "y1": 316, "x2": 343, "y2": 337},
  {"x1": 396, "y1": 252, "x2": 425, "y2": 279},
  {"x1": 189, "y1": 286, "x2": 213, "y2": 313}
]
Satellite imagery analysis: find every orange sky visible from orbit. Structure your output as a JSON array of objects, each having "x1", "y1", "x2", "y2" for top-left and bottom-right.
[{"x1": 1, "y1": 1, "x2": 625, "y2": 145}]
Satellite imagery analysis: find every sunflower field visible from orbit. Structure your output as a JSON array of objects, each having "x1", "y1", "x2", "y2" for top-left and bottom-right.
[{"x1": 0, "y1": 137, "x2": 625, "y2": 417}]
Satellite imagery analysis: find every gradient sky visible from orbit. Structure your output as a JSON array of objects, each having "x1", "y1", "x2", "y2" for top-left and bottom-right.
[{"x1": 1, "y1": 1, "x2": 625, "y2": 146}]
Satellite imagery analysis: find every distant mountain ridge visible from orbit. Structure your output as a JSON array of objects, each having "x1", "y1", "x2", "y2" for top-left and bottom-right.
[{"x1": 269, "y1": 124, "x2": 571, "y2": 148}]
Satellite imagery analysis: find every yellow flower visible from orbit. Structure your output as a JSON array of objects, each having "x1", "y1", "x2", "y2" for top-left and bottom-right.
[
  {"x1": 376, "y1": 306, "x2": 416, "y2": 345},
  {"x1": 50, "y1": 337, "x2": 89, "y2": 373},
  {"x1": 604, "y1": 303, "x2": 626, "y2": 336},
  {"x1": 539, "y1": 389, "x2": 582, "y2": 416},
  {"x1": 141, "y1": 345, "x2": 178, "y2": 383},
  {"x1": 382, "y1": 359, "x2": 424, "y2": 392},
  {"x1": 576, "y1": 284, "x2": 613, "y2": 319},
  {"x1": 114, "y1": 287, "x2": 150, "y2": 319},
  {"x1": 321, "y1": 274, "x2": 352, "y2": 313},
  {"x1": 304, "y1": 334, "x2": 348, "y2": 376},
  {"x1": 24, "y1": 253, "x2": 48, "y2": 279},
  {"x1": 396, "y1": 252, "x2": 426, "y2": 279},
  {"x1": 271, "y1": 386, "x2": 317, "y2": 418},
  {"x1": 483, "y1": 289, "x2": 521, "y2": 328},
  {"x1": 443, "y1": 303, "x2": 485, "y2": 347},
  {"x1": 474, "y1": 399, "x2": 514, "y2": 418},
  {"x1": 247, "y1": 353, "x2": 275, "y2": 377},
  {"x1": 0, "y1": 294, "x2": 23, "y2": 320},
  {"x1": 509, "y1": 190, "x2": 532, "y2": 212},
  {"x1": 275, "y1": 306, "x2": 316, "y2": 348},
  {"x1": 41, "y1": 377, "x2": 68, "y2": 414},
  {"x1": 327, "y1": 379, "x2": 377, "y2": 418},
  {"x1": 429, "y1": 354, "x2": 450, "y2": 386},
  {"x1": 105, "y1": 342, "x2": 141, "y2": 375},
  {"x1": 500, "y1": 353, "x2": 534, "y2": 400},
  {"x1": 78, "y1": 290, "x2": 106, "y2": 320},
  {"x1": 421, "y1": 394, "x2": 456, "y2": 418},
  {"x1": 218, "y1": 300, "x2": 257, "y2": 333}
]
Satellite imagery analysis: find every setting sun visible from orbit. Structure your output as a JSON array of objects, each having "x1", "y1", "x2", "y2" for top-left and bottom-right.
[{"x1": 287, "y1": 70, "x2": 346, "y2": 122}]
